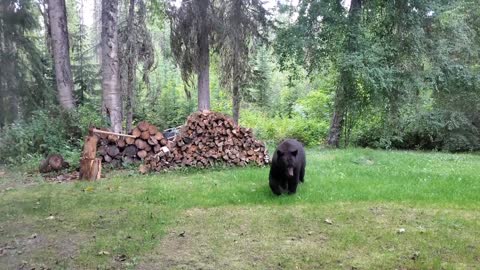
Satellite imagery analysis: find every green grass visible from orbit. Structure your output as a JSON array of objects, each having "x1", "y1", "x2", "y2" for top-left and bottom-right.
[{"x1": 0, "y1": 148, "x2": 479, "y2": 269}]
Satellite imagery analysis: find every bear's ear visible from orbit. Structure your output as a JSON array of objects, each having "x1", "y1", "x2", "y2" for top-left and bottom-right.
[
  {"x1": 277, "y1": 150, "x2": 283, "y2": 157},
  {"x1": 291, "y1": 150, "x2": 298, "y2": 156}
]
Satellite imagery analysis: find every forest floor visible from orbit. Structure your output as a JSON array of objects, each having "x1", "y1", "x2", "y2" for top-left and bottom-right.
[{"x1": 1, "y1": 148, "x2": 479, "y2": 269}]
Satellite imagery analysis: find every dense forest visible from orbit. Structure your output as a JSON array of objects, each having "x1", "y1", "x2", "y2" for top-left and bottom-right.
[{"x1": 0, "y1": 0, "x2": 479, "y2": 165}]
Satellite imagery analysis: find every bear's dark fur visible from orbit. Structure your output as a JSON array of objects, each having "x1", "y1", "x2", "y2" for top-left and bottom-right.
[{"x1": 269, "y1": 139, "x2": 306, "y2": 195}]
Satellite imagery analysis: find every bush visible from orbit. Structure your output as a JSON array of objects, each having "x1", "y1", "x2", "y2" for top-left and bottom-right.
[
  {"x1": 0, "y1": 105, "x2": 106, "y2": 166},
  {"x1": 240, "y1": 110, "x2": 328, "y2": 146},
  {"x1": 353, "y1": 109, "x2": 480, "y2": 152}
]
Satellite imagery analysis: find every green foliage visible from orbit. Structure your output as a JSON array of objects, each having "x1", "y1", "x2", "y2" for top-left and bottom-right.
[
  {"x1": 353, "y1": 109, "x2": 480, "y2": 152},
  {"x1": 69, "y1": 6, "x2": 100, "y2": 105},
  {"x1": 295, "y1": 89, "x2": 331, "y2": 120},
  {"x1": 241, "y1": 110, "x2": 328, "y2": 146},
  {"x1": 0, "y1": 0, "x2": 53, "y2": 127},
  {"x1": 275, "y1": 0, "x2": 480, "y2": 151},
  {"x1": 3, "y1": 0, "x2": 480, "y2": 158},
  {"x1": 0, "y1": 105, "x2": 106, "y2": 165}
]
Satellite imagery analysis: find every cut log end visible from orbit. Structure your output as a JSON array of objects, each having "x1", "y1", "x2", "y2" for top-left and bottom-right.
[{"x1": 39, "y1": 154, "x2": 69, "y2": 173}]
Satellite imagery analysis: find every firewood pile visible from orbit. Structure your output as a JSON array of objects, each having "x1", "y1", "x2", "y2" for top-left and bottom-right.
[
  {"x1": 97, "y1": 111, "x2": 269, "y2": 171},
  {"x1": 97, "y1": 121, "x2": 170, "y2": 167},
  {"x1": 144, "y1": 111, "x2": 269, "y2": 171}
]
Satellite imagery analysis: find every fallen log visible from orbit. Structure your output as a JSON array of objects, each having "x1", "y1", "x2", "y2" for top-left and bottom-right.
[{"x1": 39, "y1": 154, "x2": 69, "y2": 173}]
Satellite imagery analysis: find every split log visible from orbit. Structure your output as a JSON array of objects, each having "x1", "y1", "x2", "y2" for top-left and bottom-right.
[
  {"x1": 148, "y1": 137, "x2": 158, "y2": 146},
  {"x1": 154, "y1": 132, "x2": 164, "y2": 140},
  {"x1": 125, "y1": 137, "x2": 135, "y2": 145},
  {"x1": 132, "y1": 128, "x2": 141, "y2": 138},
  {"x1": 137, "y1": 150, "x2": 147, "y2": 159},
  {"x1": 148, "y1": 125, "x2": 158, "y2": 135},
  {"x1": 104, "y1": 154, "x2": 113, "y2": 163},
  {"x1": 135, "y1": 139, "x2": 148, "y2": 150},
  {"x1": 124, "y1": 145, "x2": 138, "y2": 157},
  {"x1": 138, "y1": 121, "x2": 149, "y2": 132},
  {"x1": 140, "y1": 131, "x2": 151, "y2": 140},
  {"x1": 106, "y1": 145, "x2": 120, "y2": 157},
  {"x1": 117, "y1": 139, "x2": 126, "y2": 148}
]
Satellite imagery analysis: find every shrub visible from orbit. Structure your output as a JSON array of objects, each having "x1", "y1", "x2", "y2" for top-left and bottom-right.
[
  {"x1": 240, "y1": 110, "x2": 328, "y2": 146},
  {"x1": 0, "y1": 105, "x2": 106, "y2": 166},
  {"x1": 352, "y1": 109, "x2": 480, "y2": 152}
]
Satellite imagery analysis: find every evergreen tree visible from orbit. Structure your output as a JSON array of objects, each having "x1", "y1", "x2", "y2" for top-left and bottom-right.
[
  {"x1": 0, "y1": 0, "x2": 50, "y2": 127},
  {"x1": 168, "y1": 0, "x2": 215, "y2": 111},
  {"x1": 216, "y1": 0, "x2": 270, "y2": 124}
]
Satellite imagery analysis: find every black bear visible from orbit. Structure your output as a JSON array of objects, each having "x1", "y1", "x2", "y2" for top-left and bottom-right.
[{"x1": 269, "y1": 139, "x2": 306, "y2": 195}]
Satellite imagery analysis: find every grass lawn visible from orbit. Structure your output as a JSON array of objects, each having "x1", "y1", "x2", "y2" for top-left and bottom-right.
[{"x1": 1, "y1": 148, "x2": 479, "y2": 269}]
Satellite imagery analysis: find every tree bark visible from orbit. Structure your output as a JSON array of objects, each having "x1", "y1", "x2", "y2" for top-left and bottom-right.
[
  {"x1": 183, "y1": 83, "x2": 192, "y2": 101},
  {"x1": 232, "y1": 83, "x2": 240, "y2": 124},
  {"x1": 327, "y1": 84, "x2": 345, "y2": 147},
  {"x1": 197, "y1": 0, "x2": 210, "y2": 111},
  {"x1": 38, "y1": 0, "x2": 53, "y2": 58},
  {"x1": 94, "y1": 0, "x2": 102, "y2": 63},
  {"x1": 326, "y1": 0, "x2": 362, "y2": 148},
  {"x1": 4, "y1": 39, "x2": 19, "y2": 123},
  {"x1": 0, "y1": 3, "x2": 5, "y2": 127},
  {"x1": 125, "y1": 0, "x2": 136, "y2": 132},
  {"x1": 79, "y1": 129, "x2": 102, "y2": 181},
  {"x1": 48, "y1": 0, "x2": 75, "y2": 110},
  {"x1": 101, "y1": 0, "x2": 123, "y2": 133}
]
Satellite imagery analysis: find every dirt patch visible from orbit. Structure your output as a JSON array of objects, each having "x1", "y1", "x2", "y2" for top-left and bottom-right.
[
  {"x1": 138, "y1": 207, "x2": 328, "y2": 269},
  {"x1": 137, "y1": 206, "x2": 338, "y2": 270},
  {"x1": 0, "y1": 221, "x2": 86, "y2": 269},
  {"x1": 0, "y1": 168, "x2": 42, "y2": 192}
]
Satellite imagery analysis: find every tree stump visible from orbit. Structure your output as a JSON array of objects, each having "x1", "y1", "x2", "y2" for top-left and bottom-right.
[{"x1": 79, "y1": 128, "x2": 102, "y2": 181}]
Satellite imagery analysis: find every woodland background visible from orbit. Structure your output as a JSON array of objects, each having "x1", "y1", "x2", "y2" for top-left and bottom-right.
[{"x1": 0, "y1": 0, "x2": 479, "y2": 166}]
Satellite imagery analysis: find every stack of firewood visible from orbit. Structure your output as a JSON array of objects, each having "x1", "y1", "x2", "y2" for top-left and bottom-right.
[
  {"x1": 97, "y1": 121, "x2": 170, "y2": 167},
  {"x1": 144, "y1": 111, "x2": 269, "y2": 171},
  {"x1": 97, "y1": 111, "x2": 269, "y2": 171}
]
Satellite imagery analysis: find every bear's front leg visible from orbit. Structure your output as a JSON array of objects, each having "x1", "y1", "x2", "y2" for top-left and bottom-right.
[
  {"x1": 270, "y1": 178, "x2": 287, "y2": 195},
  {"x1": 287, "y1": 176, "x2": 299, "y2": 194}
]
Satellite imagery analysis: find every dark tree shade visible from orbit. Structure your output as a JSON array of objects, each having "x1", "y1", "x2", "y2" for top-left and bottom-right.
[
  {"x1": 216, "y1": 0, "x2": 270, "y2": 124},
  {"x1": 169, "y1": 0, "x2": 215, "y2": 111}
]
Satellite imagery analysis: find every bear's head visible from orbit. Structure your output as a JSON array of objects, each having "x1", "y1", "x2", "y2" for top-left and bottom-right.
[{"x1": 276, "y1": 149, "x2": 298, "y2": 178}]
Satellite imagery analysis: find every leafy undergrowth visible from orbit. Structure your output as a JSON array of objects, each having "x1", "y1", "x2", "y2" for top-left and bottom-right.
[{"x1": 0, "y1": 148, "x2": 479, "y2": 269}]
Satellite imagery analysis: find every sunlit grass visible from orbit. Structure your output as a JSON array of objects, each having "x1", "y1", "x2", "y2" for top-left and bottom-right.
[{"x1": 0, "y1": 148, "x2": 479, "y2": 269}]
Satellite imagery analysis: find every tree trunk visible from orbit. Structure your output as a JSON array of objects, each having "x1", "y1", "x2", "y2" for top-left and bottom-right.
[
  {"x1": 125, "y1": 0, "x2": 136, "y2": 132},
  {"x1": 326, "y1": 0, "x2": 362, "y2": 148},
  {"x1": 197, "y1": 0, "x2": 210, "y2": 111},
  {"x1": 183, "y1": 83, "x2": 192, "y2": 101},
  {"x1": 48, "y1": 0, "x2": 75, "y2": 110},
  {"x1": 0, "y1": 4, "x2": 5, "y2": 127},
  {"x1": 232, "y1": 83, "x2": 240, "y2": 124},
  {"x1": 4, "y1": 40, "x2": 19, "y2": 124},
  {"x1": 94, "y1": 0, "x2": 102, "y2": 63},
  {"x1": 101, "y1": 0, "x2": 122, "y2": 133},
  {"x1": 39, "y1": 0, "x2": 53, "y2": 58},
  {"x1": 327, "y1": 84, "x2": 345, "y2": 147}
]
